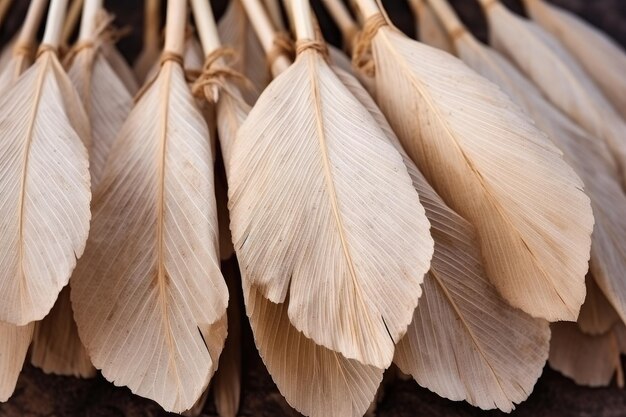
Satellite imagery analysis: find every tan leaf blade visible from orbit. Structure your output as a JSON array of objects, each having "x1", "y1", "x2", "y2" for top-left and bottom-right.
[
  {"x1": 448, "y1": 31, "x2": 626, "y2": 331},
  {"x1": 218, "y1": 0, "x2": 270, "y2": 104},
  {"x1": 230, "y1": 49, "x2": 434, "y2": 368},
  {"x1": 336, "y1": 65, "x2": 549, "y2": 412},
  {"x1": 0, "y1": 322, "x2": 33, "y2": 402},
  {"x1": 370, "y1": 25, "x2": 593, "y2": 321},
  {"x1": 578, "y1": 277, "x2": 620, "y2": 336},
  {"x1": 409, "y1": 0, "x2": 454, "y2": 54},
  {"x1": 71, "y1": 61, "x2": 228, "y2": 413},
  {"x1": 100, "y1": 42, "x2": 139, "y2": 95},
  {"x1": 523, "y1": 0, "x2": 626, "y2": 120},
  {"x1": 30, "y1": 286, "x2": 95, "y2": 378},
  {"x1": 549, "y1": 322, "x2": 622, "y2": 387},
  {"x1": 245, "y1": 282, "x2": 384, "y2": 417},
  {"x1": 0, "y1": 52, "x2": 91, "y2": 325},
  {"x1": 482, "y1": 1, "x2": 626, "y2": 186}
]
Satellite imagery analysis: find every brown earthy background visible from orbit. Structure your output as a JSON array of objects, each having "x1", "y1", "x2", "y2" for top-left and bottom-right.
[{"x1": 1, "y1": 1, "x2": 625, "y2": 416}]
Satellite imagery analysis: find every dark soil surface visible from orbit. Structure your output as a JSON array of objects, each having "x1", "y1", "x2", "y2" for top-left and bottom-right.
[{"x1": 1, "y1": 1, "x2": 625, "y2": 416}]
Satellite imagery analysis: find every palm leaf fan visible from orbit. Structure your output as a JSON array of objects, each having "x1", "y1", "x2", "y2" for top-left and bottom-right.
[
  {"x1": 235, "y1": 0, "x2": 434, "y2": 368},
  {"x1": 0, "y1": 322, "x2": 33, "y2": 402},
  {"x1": 133, "y1": 0, "x2": 161, "y2": 82},
  {"x1": 408, "y1": 0, "x2": 454, "y2": 54},
  {"x1": 218, "y1": 0, "x2": 270, "y2": 104},
  {"x1": 478, "y1": 0, "x2": 626, "y2": 188},
  {"x1": 335, "y1": 59, "x2": 550, "y2": 412},
  {"x1": 351, "y1": 0, "x2": 593, "y2": 322},
  {"x1": 0, "y1": 0, "x2": 49, "y2": 93},
  {"x1": 522, "y1": 0, "x2": 626, "y2": 120},
  {"x1": 191, "y1": 1, "x2": 384, "y2": 415},
  {"x1": 0, "y1": 0, "x2": 91, "y2": 326},
  {"x1": 425, "y1": 0, "x2": 626, "y2": 332},
  {"x1": 70, "y1": 0, "x2": 228, "y2": 412}
]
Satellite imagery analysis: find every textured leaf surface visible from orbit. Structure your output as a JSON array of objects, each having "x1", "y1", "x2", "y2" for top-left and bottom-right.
[
  {"x1": 0, "y1": 322, "x2": 33, "y2": 402},
  {"x1": 71, "y1": 62, "x2": 228, "y2": 413},
  {"x1": 371, "y1": 27, "x2": 593, "y2": 321},
  {"x1": 230, "y1": 50, "x2": 434, "y2": 367}
]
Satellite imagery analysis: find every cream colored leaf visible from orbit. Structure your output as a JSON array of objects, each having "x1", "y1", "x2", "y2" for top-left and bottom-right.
[
  {"x1": 70, "y1": 61, "x2": 228, "y2": 413},
  {"x1": 336, "y1": 65, "x2": 549, "y2": 412},
  {"x1": 483, "y1": 2, "x2": 626, "y2": 185},
  {"x1": 101, "y1": 42, "x2": 139, "y2": 94},
  {"x1": 0, "y1": 321, "x2": 33, "y2": 402},
  {"x1": 0, "y1": 52, "x2": 91, "y2": 325},
  {"x1": 30, "y1": 286, "x2": 95, "y2": 378},
  {"x1": 213, "y1": 261, "x2": 242, "y2": 417},
  {"x1": 230, "y1": 50, "x2": 434, "y2": 368},
  {"x1": 549, "y1": 322, "x2": 621, "y2": 387},
  {"x1": 0, "y1": 51, "x2": 32, "y2": 94},
  {"x1": 371, "y1": 27, "x2": 592, "y2": 321},
  {"x1": 68, "y1": 46, "x2": 133, "y2": 188},
  {"x1": 578, "y1": 276, "x2": 620, "y2": 336},
  {"x1": 523, "y1": 0, "x2": 626, "y2": 119},
  {"x1": 450, "y1": 33, "x2": 626, "y2": 331},
  {"x1": 245, "y1": 282, "x2": 384, "y2": 417},
  {"x1": 218, "y1": 0, "x2": 269, "y2": 104}
]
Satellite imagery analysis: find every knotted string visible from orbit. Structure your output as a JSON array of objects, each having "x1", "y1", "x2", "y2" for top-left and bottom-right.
[
  {"x1": 191, "y1": 47, "x2": 255, "y2": 104},
  {"x1": 352, "y1": 13, "x2": 387, "y2": 77},
  {"x1": 295, "y1": 39, "x2": 329, "y2": 60},
  {"x1": 36, "y1": 44, "x2": 58, "y2": 59},
  {"x1": 267, "y1": 31, "x2": 295, "y2": 67}
]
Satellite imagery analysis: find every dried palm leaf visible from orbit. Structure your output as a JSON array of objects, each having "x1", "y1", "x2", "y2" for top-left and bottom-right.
[
  {"x1": 478, "y1": 0, "x2": 626, "y2": 187},
  {"x1": 0, "y1": 0, "x2": 91, "y2": 326},
  {"x1": 335, "y1": 62, "x2": 550, "y2": 412},
  {"x1": 133, "y1": 0, "x2": 161, "y2": 82},
  {"x1": 218, "y1": 0, "x2": 269, "y2": 104},
  {"x1": 0, "y1": 0, "x2": 49, "y2": 94},
  {"x1": 425, "y1": 0, "x2": 626, "y2": 331},
  {"x1": 352, "y1": 0, "x2": 593, "y2": 322},
  {"x1": 190, "y1": 3, "x2": 385, "y2": 415},
  {"x1": 523, "y1": 0, "x2": 626, "y2": 120},
  {"x1": 578, "y1": 277, "x2": 620, "y2": 336},
  {"x1": 549, "y1": 322, "x2": 623, "y2": 387},
  {"x1": 99, "y1": 41, "x2": 138, "y2": 94},
  {"x1": 70, "y1": 1, "x2": 227, "y2": 412},
  {"x1": 30, "y1": 287, "x2": 95, "y2": 378},
  {"x1": 408, "y1": 0, "x2": 454, "y2": 54},
  {"x1": 213, "y1": 260, "x2": 242, "y2": 417},
  {"x1": 0, "y1": 322, "x2": 33, "y2": 402},
  {"x1": 231, "y1": 0, "x2": 434, "y2": 368}
]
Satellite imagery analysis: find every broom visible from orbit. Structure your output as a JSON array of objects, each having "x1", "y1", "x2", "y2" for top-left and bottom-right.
[
  {"x1": 234, "y1": 0, "x2": 435, "y2": 369},
  {"x1": 424, "y1": 0, "x2": 626, "y2": 332},
  {"x1": 70, "y1": 0, "x2": 228, "y2": 412},
  {"x1": 0, "y1": 0, "x2": 91, "y2": 326},
  {"x1": 30, "y1": 0, "x2": 139, "y2": 379},
  {"x1": 477, "y1": 0, "x2": 626, "y2": 188},
  {"x1": 350, "y1": 0, "x2": 593, "y2": 323},
  {"x1": 133, "y1": 0, "x2": 161, "y2": 82},
  {"x1": 522, "y1": 0, "x2": 626, "y2": 120},
  {"x1": 0, "y1": 0, "x2": 49, "y2": 93},
  {"x1": 192, "y1": 1, "x2": 396, "y2": 415}
]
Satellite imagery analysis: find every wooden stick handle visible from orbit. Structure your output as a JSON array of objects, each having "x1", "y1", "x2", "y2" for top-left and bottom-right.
[
  {"x1": 321, "y1": 0, "x2": 358, "y2": 50},
  {"x1": 0, "y1": 0, "x2": 12, "y2": 27},
  {"x1": 427, "y1": 0, "x2": 466, "y2": 35},
  {"x1": 16, "y1": 0, "x2": 49, "y2": 48},
  {"x1": 352, "y1": 0, "x2": 380, "y2": 19},
  {"x1": 290, "y1": 0, "x2": 315, "y2": 41},
  {"x1": 163, "y1": 0, "x2": 186, "y2": 56},
  {"x1": 190, "y1": 0, "x2": 221, "y2": 56},
  {"x1": 476, "y1": 0, "x2": 498, "y2": 10},
  {"x1": 78, "y1": 0, "x2": 103, "y2": 41},
  {"x1": 62, "y1": 0, "x2": 83, "y2": 44},
  {"x1": 42, "y1": 0, "x2": 69, "y2": 48},
  {"x1": 144, "y1": 0, "x2": 161, "y2": 48},
  {"x1": 262, "y1": 0, "x2": 284, "y2": 30}
]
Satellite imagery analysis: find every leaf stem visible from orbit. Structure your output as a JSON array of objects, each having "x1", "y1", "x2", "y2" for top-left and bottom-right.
[
  {"x1": 42, "y1": 0, "x2": 69, "y2": 48},
  {"x1": 190, "y1": 0, "x2": 221, "y2": 56},
  {"x1": 163, "y1": 0, "x2": 186, "y2": 56},
  {"x1": 78, "y1": 0, "x2": 102, "y2": 41},
  {"x1": 16, "y1": 0, "x2": 49, "y2": 49}
]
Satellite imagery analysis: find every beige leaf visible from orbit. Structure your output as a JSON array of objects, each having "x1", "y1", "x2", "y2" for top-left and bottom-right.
[
  {"x1": 0, "y1": 321, "x2": 33, "y2": 402},
  {"x1": 336, "y1": 65, "x2": 549, "y2": 412},
  {"x1": 481, "y1": 1, "x2": 626, "y2": 186},
  {"x1": 245, "y1": 282, "x2": 384, "y2": 417},
  {"x1": 523, "y1": 0, "x2": 626, "y2": 120},
  {"x1": 30, "y1": 286, "x2": 95, "y2": 378},
  {"x1": 549, "y1": 322, "x2": 622, "y2": 387},
  {"x1": 230, "y1": 49, "x2": 434, "y2": 368},
  {"x1": 100, "y1": 42, "x2": 139, "y2": 94},
  {"x1": 369, "y1": 24, "x2": 592, "y2": 321},
  {"x1": 578, "y1": 277, "x2": 620, "y2": 336},
  {"x1": 0, "y1": 52, "x2": 91, "y2": 325},
  {"x1": 445, "y1": 29, "x2": 626, "y2": 331},
  {"x1": 70, "y1": 60, "x2": 228, "y2": 413},
  {"x1": 218, "y1": 0, "x2": 269, "y2": 104},
  {"x1": 409, "y1": 0, "x2": 455, "y2": 54}
]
